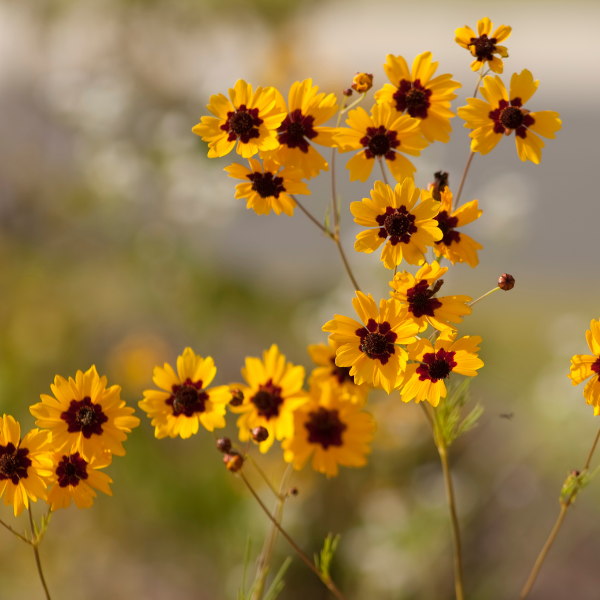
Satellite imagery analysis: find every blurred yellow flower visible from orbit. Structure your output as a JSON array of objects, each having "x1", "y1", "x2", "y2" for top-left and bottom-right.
[
  {"x1": 455, "y1": 18, "x2": 511, "y2": 74},
  {"x1": 351, "y1": 72, "x2": 374, "y2": 93},
  {"x1": 569, "y1": 318, "x2": 600, "y2": 414}
]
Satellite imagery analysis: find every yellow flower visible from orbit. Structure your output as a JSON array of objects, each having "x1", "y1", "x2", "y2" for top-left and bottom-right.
[
  {"x1": 46, "y1": 451, "x2": 112, "y2": 511},
  {"x1": 422, "y1": 187, "x2": 483, "y2": 267},
  {"x1": 400, "y1": 330, "x2": 483, "y2": 407},
  {"x1": 569, "y1": 318, "x2": 600, "y2": 414},
  {"x1": 282, "y1": 383, "x2": 376, "y2": 478},
  {"x1": 192, "y1": 80, "x2": 286, "y2": 159},
  {"x1": 390, "y1": 261, "x2": 472, "y2": 332},
  {"x1": 230, "y1": 345, "x2": 308, "y2": 453},
  {"x1": 0, "y1": 415, "x2": 52, "y2": 516},
  {"x1": 322, "y1": 291, "x2": 420, "y2": 394},
  {"x1": 350, "y1": 180, "x2": 442, "y2": 270},
  {"x1": 31, "y1": 367, "x2": 140, "y2": 461},
  {"x1": 139, "y1": 348, "x2": 230, "y2": 439},
  {"x1": 334, "y1": 103, "x2": 428, "y2": 183},
  {"x1": 308, "y1": 340, "x2": 370, "y2": 402},
  {"x1": 457, "y1": 70, "x2": 562, "y2": 163},
  {"x1": 375, "y1": 52, "x2": 461, "y2": 143},
  {"x1": 224, "y1": 157, "x2": 309, "y2": 217},
  {"x1": 455, "y1": 18, "x2": 511, "y2": 74},
  {"x1": 351, "y1": 73, "x2": 374, "y2": 93},
  {"x1": 266, "y1": 79, "x2": 339, "y2": 179}
]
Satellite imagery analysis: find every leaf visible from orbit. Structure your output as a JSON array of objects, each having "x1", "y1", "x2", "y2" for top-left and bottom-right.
[
  {"x1": 315, "y1": 533, "x2": 341, "y2": 583},
  {"x1": 263, "y1": 557, "x2": 292, "y2": 600}
]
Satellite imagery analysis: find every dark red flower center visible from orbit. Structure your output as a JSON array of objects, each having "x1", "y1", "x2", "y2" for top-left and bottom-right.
[
  {"x1": 416, "y1": 348, "x2": 457, "y2": 382},
  {"x1": 220, "y1": 104, "x2": 263, "y2": 144},
  {"x1": 166, "y1": 379, "x2": 209, "y2": 417},
  {"x1": 592, "y1": 358, "x2": 600, "y2": 375},
  {"x1": 469, "y1": 34, "x2": 497, "y2": 61},
  {"x1": 278, "y1": 109, "x2": 317, "y2": 153},
  {"x1": 251, "y1": 379, "x2": 284, "y2": 420},
  {"x1": 0, "y1": 443, "x2": 31, "y2": 485},
  {"x1": 375, "y1": 206, "x2": 417, "y2": 246},
  {"x1": 489, "y1": 99, "x2": 535, "y2": 139},
  {"x1": 393, "y1": 79, "x2": 432, "y2": 119},
  {"x1": 360, "y1": 125, "x2": 400, "y2": 160},
  {"x1": 435, "y1": 210, "x2": 460, "y2": 246},
  {"x1": 330, "y1": 357, "x2": 353, "y2": 385},
  {"x1": 305, "y1": 407, "x2": 347, "y2": 449},
  {"x1": 246, "y1": 171, "x2": 286, "y2": 199},
  {"x1": 356, "y1": 319, "x2": 397, "y2": 364},
  {"x1": 56, "y1": 452, "x2": 88, "y2": 488},
  {"x1": 407, "y1": 280, "x2": 443, "y2": 318},
  {"x1": 61, "y1": 397, "x2": 108, "y2": 439}
]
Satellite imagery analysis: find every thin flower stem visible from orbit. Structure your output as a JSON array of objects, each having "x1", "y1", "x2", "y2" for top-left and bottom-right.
[
  {"x1": 334, "y1": 238, "x2": 361, "y2": 291},
  {"x1": 340, "y1": 92, "x2": 366, "y2": 115},
  {"x1": 292, "y1": 195, "x2": 331, "y2": 236},
  {"x1": 0, "y1": 518, "x2": 31, "y2": 544},
  {"x1": 378, "y1": 158, "x2": 389, "y2": 185},
  {"x1": 453, "y1": 151, "x2": 475, "y2": 210},
  {"x1": 28, "y1": 508, "x2": 52, "y2": 600},
  {"x1": 471, "y1": 66, "x2": 488, "y2": 99},
  {"x1": 468, "y1": 287, "x2": 500, "y2": 307},
  {"x1": 584, "y1": 425, "x2": 600, "y2": 471},
  {"x1": 246, "y1": 454, "x2": 282, "y2": 500},
  {"x1": 419, "y1": 402, "x2": 434, "y2": 433},
  {"x1": 239, "y1": 471, "x2": 347, "y2": 600}
]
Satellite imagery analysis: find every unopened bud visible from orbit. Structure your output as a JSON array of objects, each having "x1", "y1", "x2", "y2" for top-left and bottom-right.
[
  {"x1": 251, "y1": 426, "x2": 269, "y2": 443},
  {"x1": 342, "y1": 88, "x2": 353, "y2": 97},
  {"x1": 498, "y1": 273, "x2": 515, "y2": 291},
  {"x1": 230, "y1": 389, "x2": 244, "y2": 407},
  {"x1": 351, "y1": 73, "x2": 373, "y2": 93},
  {"x1": 223, "y1": 453, "x2": 244, "y2": 473},
  {"x1": 289, "y1": 487, "x2": 298, "y2": 496},
  {"x1": 429, "y1": 171, "x2": 449, "y2": 201},
  {"x1": 216, "y1": 437, "x2": 231, "y2": 453}
]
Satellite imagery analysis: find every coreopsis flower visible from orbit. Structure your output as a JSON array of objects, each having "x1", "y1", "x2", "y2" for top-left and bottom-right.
[
  {"x1": 230, "y1": 345, "x2": 308, "y2": 453},
  {"x1": 0, "y1": 415, "x2": 52, "y2": 516},
  {"x1": 46, "y1": 451, "x2": 112, "y2": 511},
  {"x1": 266, "y1": 79, "x2": 339, "y2": 179},
  {"x1": 139, "y1": 348, "x2": 231, "y2": 439},
  {"x1": 322, "y1": 291, "x2": 420, "y2": 394},
  {"x1": 422, "y1": 187, "x2": 483, "y2": 267},
  {"x1": 224, "y1": 157, "x2": 309, "y2": 217},
  {"x1": 351, "y1": 73, "x2": 374, "y2": 93},
  {"x1": 350, "y1": 179, "x2": 442, "y2": 270},
  {"x1": 31, "y1": 367, "x2": 140, "y2": 461},
  {"x1": 282, "y1": 383, "x2": 376, "y2": 478},
  {"x1": 334, "y1": 103, "x2": 428, "y2": 183},
  {"x1": 375, "y1": 52, "x2": 461, "y2": 143},
  {"x1": 192, "y1": 80, "x2": 286, "y2": 159},
  {"x1": 455, "y1": 18, "x2": 511, "y2": 74},
  {"x1": 457, "y1": 70, "x2": 562, "y2": 163},
  {"x1": 569, "y1": 318, "x2": 600, "y2": 414},
  {"x1": 308, "y1": 340, "x2": 370, "y2": 402},
  {"x1": 389, "y1": 262, "x2": 472, "y2": 331},
  {"x1": 400, "y1": 330, "x2": 483, "y2": 407}
]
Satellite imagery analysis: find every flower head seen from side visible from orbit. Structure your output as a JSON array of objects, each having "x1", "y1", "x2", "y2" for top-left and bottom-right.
[
  {"x1": 351, "y1": 180, "x2": 442, "y2": 270},
  {"x1": 457, "y1": 70, "x2": 562, "y2": 163},
  {"x1": 0, "y1": 415, "x2": 52, "y2": 516},
  {"x1": 31, "y1": 367, "x2": 140, "y2": 461},
  {"x1": 401, "y1": 330, "x2": 483, "y2": 407},
  {"x1": 230, "y1": 345, "x2": 308, "y2": 453},
  {"x1": 192, "y1": 80, "x2": 286, "y2": 159},
  {"x1": 139, "y1": 348, "x2": 231, "y2": 439},
  {"x1": 322, "y1": 291, "x2": 420, "y2": 394},
  {"x1": 390, "y1": 261, "x2": 472, "y2": 332},
  {"x1": 47, "y1": 451, "x2": 113, "y2": 511},
  {"x1": 569, "y1": 318, "x2": 600, "y2": 414},
  {"x1": 282, "y1": 383, "x2": 376, "y2": 478},
  {"x1": 375, "y1": 51, "x2": 461, "y2": 144},
  {"x1": 455, "y1": 18, "x2": 511, "y2": 74},
  {"x1": 334, "y1": 103, "x2": 428, "y2": 183},
  {"x1": 224, "y1": 157, "x2": 309, "y2": 217},
  {"x1": 422, "y1": 187, "x2": 483, "y2": 267}
]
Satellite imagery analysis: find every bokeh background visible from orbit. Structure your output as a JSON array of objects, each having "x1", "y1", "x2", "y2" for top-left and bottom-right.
[{"x1": 1, "y1": 0, "x2": 599, "y2": 598}]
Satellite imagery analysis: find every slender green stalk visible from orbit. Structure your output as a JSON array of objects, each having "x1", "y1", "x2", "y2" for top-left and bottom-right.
[
  {"x1": 292, "y1": 195, "x2": 331, "y2": 236},
  {"x1": 468, "y1": 287, "x2": 500, "y2": 307},
  {"x1": 0, "y1": 518, "x2": 32, "y2": 544},
  {"x1": 246, "y1": 454, "x2": 282, "y2": 500},
  {"x1": 28, "y1": 508, "x2": 52, "y2": 600},
  {"x1": 453, "y1": 151, "x2": 475, "y2": 210}
]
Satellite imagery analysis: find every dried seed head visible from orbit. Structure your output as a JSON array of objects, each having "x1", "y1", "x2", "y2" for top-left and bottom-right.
[
  {"x1": 498, "y1": 273, "x2": 515, "y2": 291},
  {"x1": 351, "y1": 73, "x2": 374, "y2": 93},
  {"x1": 251, "y1": 426, "x2": 269, "y2": 443},
  {"x1": 342, "y1": 88, "x2": 353, "y2": 97},
  {"x1": 230, "y1": 389, "x2": 244, "y2": 407},
  {"x1": 223, "y1": 453, "x2": 244, "y2": 473},
  {"x1": 216, "y1": 437, "x2": 232, "y2": 453}
]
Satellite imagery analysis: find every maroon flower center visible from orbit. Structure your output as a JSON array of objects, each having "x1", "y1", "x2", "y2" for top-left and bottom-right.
[
  {"x1": 489, "y1": 99, "x2": 535, "y2": 139},
  {"x1": 330, "y1": 357, "x2": 353, "y2": 385},
  {"x1": 360, "y1": 125, "x2": 400, "y2": 160},
  {"x1": 592, "y1": 358, "x2": 600, "y2": 375},
  {"x1": 278, "y1": 109, "x2": 317, "y2": 153},
  {"x1": 416, "y1": 348, "x2": 458, "y2": 383},
  {"x1": 469, "y1": 34, "x2": 497, "y2": 61},
  {"x1": 375, "y1": 206, "x2": 417, "y2": 246},
  {"x1": 305, "y1": 407, "x2": 347, "y2": 449},
  {"x1": 220, "y1": 104, "x2": 263, "y2": 144},
  {"x1": 61, "y1": 397, "x2": 108, "y2": 439},
  {"x1": 166, "y1": 379, "x2": 208, "y2": 417},
  {"x1": 393, "y1": 79, "x2": 432, "y2": 119},
  {"x1": 251, "y1": 379, "x2": 284, "y2": 420},
  {"x1": 435, "y1": 210, "x2": 460, "y2": 246},
  {"x1": 56, "y1": 452, "x2": 89, "y2": 488},
  {"x1": 500, "y1": 106, "x2": 524, "y2": 129},
  {"x1": 407, "y1": 280, "x2": 443, "y2": 318},
  {"x1": 0, "y1": 443, "x2": 31, "y2": 485},
  {"x1": 356, "y1": 319, "x2": 398, "y2": 364},
  {"x1": 247, "y1": 171, "x2": 286, "y2": 199}
]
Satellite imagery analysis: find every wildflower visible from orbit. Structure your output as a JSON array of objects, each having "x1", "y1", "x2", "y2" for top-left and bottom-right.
[
  {"x1": 224, "y1": 157, "x2": 309, "y2": 216},
  {"x1": 31, "y1": 367, "x2": 139, "y2": 461},
  {"x1": 0, "y1": 415, "x2": 52, "y2": 516},
  {"x1": 282, "y1": 384, "x2": 376, "y2": 478},
  {"x1": 422, "y1": 186, "x2": 483, "y2": 267},
  {"x1": 390, "y1": 262, "x2": 472, "y2": 331},
  {"x1": 455, "y1": 18, "x2": 511, "y2": 74},
  {"x1": 192, "y1": 80, "x2": 286, "y2": 159},
  {"x1": 498, "y1": 273, "x2": 515, "y2": 291},
  {"x1": 139, "y1": 348, "x2": 230, "y2": 439},
  {"x1": 375, "y1": 52, "x2": 461, "y2": 143},
  {"x1": 569, "y1": 318, "x2": 600, "y2": 413},
  {"x1": 457, "y1": 70, "x2": 561, "y2": 163},
  {"x1": 46, "y1": 451, "x2": 112, "y2": 511},
  {"x1": 350, "y1": 180, "x2": 442, "y2": 270},
  {"x1": 322, "y1": 291, "x2": 420, "y2": 394},
  {"x1": 230, "y1": 345, "x2": 308, "y2": 453},
  {"x1": 400, "y1": 330, "x2": 483, "y2": 407},
  {"x1": 334, "y1": 103, "x2": 428, "y2": 183},
  {"x1": 351, "y1": 73, "x2": 374, "y2": 93}
]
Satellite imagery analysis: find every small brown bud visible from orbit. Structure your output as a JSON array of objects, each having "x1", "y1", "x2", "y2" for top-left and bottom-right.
[
  {"x1": 342, "y1": 88, "x2": 353, "y2": 97},
  {"x1": 251, "y1": 426, "x2": 269, "y2": 443},
  {"x1": 429, "y1": 171, "x2": 449, "y2": 201},
  {"x1": 223, "y1": 453, "x2": 244, "y2": 473},
  {"x1": 289, "y1": 487, "x2": 298, "y2": 496},
  {"x1": 498, "y1": 273, "x2": 515, "y2": 291},
  {"x1": 216, "y1": 437, "x2": 231, "y2": 453},
  {"x1": 351, "y1": 73, "x2": 373, "y2": 93},
  {"x1": 229, "y1": 389, "x2": 244, "y2": 407},
  {"x1": 573, "y1": 470, "x2": 581, "y2": 477}
]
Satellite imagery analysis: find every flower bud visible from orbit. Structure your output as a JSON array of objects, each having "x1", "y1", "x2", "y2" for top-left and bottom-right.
[
  {"x1": 216, "y1": 437, "x2": 231, "y2": 453},
  {"x1": 251, "y1": 426, "x2": 269, "y2": 443},
  {"x1": 289, "y1": 486, "x2": 299, "y2": 496},
  {"x1": 230, "y1": 389, "x2": 244, "y2": 407},
  {"x1": 498, "y1": 273, "x2": 515, "y2": 291},
  {"x1": 342, "y1": 88, "x2": 353, "y2": 97},
  {"x1": 223, "y1": 452, "x2": 244, "y2": 473},
  {"x1": 351, "y1": 73, "x2": 373, "y2": 93},
  {"x1": 429, "y1": 171, "x2": 449, "y2": 201}
]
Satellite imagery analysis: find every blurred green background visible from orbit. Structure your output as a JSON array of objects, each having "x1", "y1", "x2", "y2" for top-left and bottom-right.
[{"x1": 1, "y1": 0, "x2": 599, "y2": 598}]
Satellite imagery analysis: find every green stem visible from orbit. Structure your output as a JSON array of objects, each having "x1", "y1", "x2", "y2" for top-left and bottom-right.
[{"x1": 28, "y1": 508, "x2": 52, "y2": 600}]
